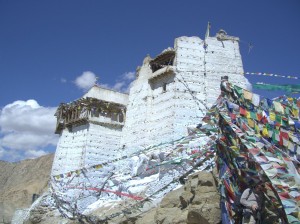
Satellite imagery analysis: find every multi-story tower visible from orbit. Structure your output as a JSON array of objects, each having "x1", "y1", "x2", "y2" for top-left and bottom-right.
[
  {"x1": 51, "y1": 29, "x2": 249, "y2": 175},
  {"x1": 51, "y1": 86, "x2": 128, "y2": 175},
  {"x1": 49, "y1": 29, "x2": 250, "y2": 217},
  {"x1": 120, "y1": 29, "x2": 249, "y2": 153}
]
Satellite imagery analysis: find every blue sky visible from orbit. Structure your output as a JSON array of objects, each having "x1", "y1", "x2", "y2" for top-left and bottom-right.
[{"x1": 0, "y1": 0, "x2": 299, "y2": 161}]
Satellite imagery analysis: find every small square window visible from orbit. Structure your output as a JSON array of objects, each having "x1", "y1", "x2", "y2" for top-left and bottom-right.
[{"x1": 163, "y1": 83, "x2": 167, "y2": 92}]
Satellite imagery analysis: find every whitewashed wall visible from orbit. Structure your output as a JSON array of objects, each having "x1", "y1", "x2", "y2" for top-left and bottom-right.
[
  {"x1": 51, "y1": 87, "x2": 126, "y2": 177},
  {"x1": 52, "y1": 122, "x2": 123, "y2": 175},
  {"x1": 52, "y1": 125, "x2": 89, "y2": 175},
  {"x1": 122, "y1": 34, "x2": 249, "y2": 151},
  {"x1": 52, "y1": 33, "x2": 249, "y2": 176},
  {"x1": 50, "y1": 32, "x2": 249, "y2": 214},
  {"x1": 119, "y1": 57, "x2": 154, "y2": 153},
  {"x1": 85, "y1": 122, "x2": 123, "y2": 165}
]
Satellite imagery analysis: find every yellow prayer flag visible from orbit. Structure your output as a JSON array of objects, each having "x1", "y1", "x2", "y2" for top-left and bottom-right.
[
  {"x1": 230, "y1": 146, "x2": 239, "y2": 152},
  {"x1": 262, "y1": 128, "x2": 269, "y2": 137},
  {"x1": 246, "y1": 111, "x2": 251, "y2": 118},
  {"x1": 269, "y1": 112, "x2": 275, "y2": 121},
  {"x1": 231, "y1": 138, "x2": 237, "y2": 146},
  {"x1": 255, "y1": 124, "x2": 260, "y2": 134},
  {"x1": 292, "y1": 108, "x2": 299, "y2": 117},
  {"x1": 248, "y1": 118, "x2": 255, "y2": 128}
]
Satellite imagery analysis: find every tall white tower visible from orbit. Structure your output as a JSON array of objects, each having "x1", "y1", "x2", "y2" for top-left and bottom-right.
[
  {"x1": 51, "y1": 86, "x2": 128, "y2": 176},
  {"x1": 49, "y1": 29, "x2": 250, "y2": 215},
  {"x1": 51, "y1": 29, "x2": 249, "y2": 176},
  {"x1": 121, "y1": 30, "x2": 248, "y2": 153}
]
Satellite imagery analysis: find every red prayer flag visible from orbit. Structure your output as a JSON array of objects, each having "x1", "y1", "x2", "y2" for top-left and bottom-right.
[
  {"x1": 230, "y1": 113, "x2": 236, "y2": 120},
  {"x1": 240, "y1": 107, "x2": 247, "y2": 116},
  {"x1": 257, "y1": 113, "x2": 262, "y2": 121},
  {"x1": 280, "y1": 131, "x2": 289, "y2": 139}
]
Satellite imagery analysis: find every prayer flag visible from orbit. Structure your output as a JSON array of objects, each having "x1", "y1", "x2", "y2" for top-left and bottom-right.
[
  {"x1": 273, "y1": 101, "x2": 284, "y2": 114},
  {"x1": 234, "y1": 85, "x2": 243, "y2": 97},
  {"x1": 262, "y1": 127, "x2": 269, "y2": 137},
  {"x1": 292, "y1": 108, "x2": 299, "y2": 118},
  {"x1": 252, "y1": 93, "x2": 260, "y2": 106},
  {"x1": 243, "y1": 90, "x2": 253, "y2": 100},
  {"x1": 240, "y1": 107, "x2": 247, "y2": 116},
  {"x1": 269, "y1": 112, "x2": 275, "y2": 121},
  {"x1": 283, "y1": 138, "x2": 289, "y2": 147},
  {"x1": 280, "y1": 129, "x2": 289, "y2": 139},
  {"x1": 246, "y1": 111, "x2": 251, "y2": 119},
  {"x1": 248, "y1": 118, "x2": 255, "y2": 128},
  {"x1": 257, "y1": 112, "x2": 262, "y2": 122},
  {"x1": 282, "y1": 116, "x2": 289, "y2": 126},
  {"x1": 275, "y1": 114, "x2": 282, "y2": 124}
]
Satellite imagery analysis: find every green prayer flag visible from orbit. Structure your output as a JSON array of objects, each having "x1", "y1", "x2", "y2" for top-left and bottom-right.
[
  {"x1": 253, "y1": 83, "x2": 300, "y2": 93},
  {"x1": 233, "y1": 85, "x2": 243, "y2": 97},
  {"x1": 250, "y1": 111, "x2": 257, "y2": 120},
  {"x1": 282, "y1": 116, "x2": 288, "y2": 126},
  {"x1": 275, "y1": 114, "x2": 282, "y2": 124},
  {"x1": 284, "y1": 107, "x2": 290, "y2": 115},
  {"x1": 272, "y1": 130, "x2": 279, "y2": 143}
]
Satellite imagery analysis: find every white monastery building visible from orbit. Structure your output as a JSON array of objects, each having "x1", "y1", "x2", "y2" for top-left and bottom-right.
[{"x1": 51, "y1": 29, "x2": 249, "y2": 176}]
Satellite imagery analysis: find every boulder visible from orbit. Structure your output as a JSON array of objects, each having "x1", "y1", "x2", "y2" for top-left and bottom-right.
[{"x1": 135, "y1": 169, "x2": 221, "y2": 224}]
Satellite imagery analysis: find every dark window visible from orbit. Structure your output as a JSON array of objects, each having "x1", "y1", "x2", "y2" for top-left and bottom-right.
[
  {"x1": 119, "y1": 113, "x2": 124, "y2": 123},
  {"x1": 111, "y1": 113, "x2": 118, "y2": 121},
  {"x1": 163, "y1": 83, "x2": 167, "y2": 92},
  {"x1": 150, "y1": 51, "x2": 175, "y2": 73}
]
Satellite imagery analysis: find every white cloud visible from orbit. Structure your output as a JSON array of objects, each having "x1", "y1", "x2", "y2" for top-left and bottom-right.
[
  {"x1": 1, "y1": 133, "x2": 57, "y2": 150},
  {"x1": 75, "y1": 71, "x2": 97, "y2": 91},
  {"x1": 0, "y1": 99, "x2": 58, "y2": 161},
  {"x1": 25, "y1": 149, "x2": 48, "y2": 158},
  {"x1": 99, "y1": 71, "x2": 135, "y2": 93},
  {"x1": 60, "y1": 78, "x2": 67, "y2": 83},
  {"x1": 0, "y1": 147, "x2": 4, "y2": 158},
  {"x1": 123, "y1": 72, "x2": 135, "y2": 81},
  {"x1": 75, "y1": 71, "x2": 135, "y2": 93},
  {"x1": 112, "y1": 82, "x2": 126, "y2": 91}
]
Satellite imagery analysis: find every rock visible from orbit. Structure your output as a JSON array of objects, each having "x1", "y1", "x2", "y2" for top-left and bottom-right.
[
  {"x1": 155, "y1": 207, "x2": 188, "y2": 224},
  {"x1": 160, "y1": 187, "x2": 185, "y2": 208},
  {"x1": 10, "y1": 166, "x2": 221, "y2": 224},
  {"x1": 135, "y1": 169, "x2": 221, "y2": 224},
  {"x1": 135, "y1": 208, "x2": 156, "y2": 224},
  {"x1": 187, "y1": 197, "x2": 221, "y2": 224}
]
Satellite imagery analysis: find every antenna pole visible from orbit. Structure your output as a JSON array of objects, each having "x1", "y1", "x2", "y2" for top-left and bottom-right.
[{"x1": 205, "y1": 22, "x2": 211, "y2": 39}]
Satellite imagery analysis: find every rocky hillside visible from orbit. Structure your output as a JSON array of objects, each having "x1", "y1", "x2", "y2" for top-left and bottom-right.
[
  {"x1": 92, "y1": 169, "x2": 221, "y2": 224},
  {"x1": 0, "y1": 154, "x2": 54, "y2": 224},
  {"x1": 22, "y1": 169, "x2": 221, "y2": 224}
]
